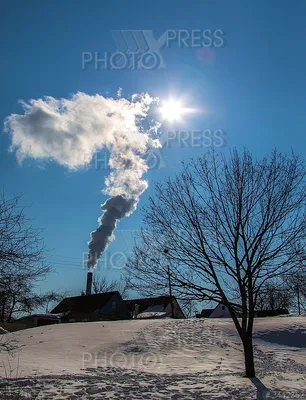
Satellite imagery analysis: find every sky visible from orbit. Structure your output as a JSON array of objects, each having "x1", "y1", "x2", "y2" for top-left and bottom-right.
[{"x1": 1, "y1": 0, "x2": 306, "y2": 295}]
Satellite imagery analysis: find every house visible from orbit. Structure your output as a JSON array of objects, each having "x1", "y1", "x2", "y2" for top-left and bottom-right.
[
  {"x1": 125, "y1": 295, "x2": 186, "y2": 319},
  {"x1": 197, "y1": 308, "x2": 216, "y2": 318},
  {"x1": 51, "y1": 291, "x2": 131, "y2": 322},
  {"x1": 11, "y1": 314, "x2": 60, "y2": 330},
  {"x1": 255, "y1": 309, "x2": 289, "y2": 317},
  {"x1": 197, "y1": 302, "x2": 289, "y2": 319},
  {"x1": 196, "y1": 302, "x2": 242, "y2": 318}
]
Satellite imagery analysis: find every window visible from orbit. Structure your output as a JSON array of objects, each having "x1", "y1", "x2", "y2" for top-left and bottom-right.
[
  {"x1": 112, "y1": 302, "x2": 117, "y2": 310},
  {"x1": 222, "y1": 306, "x2": 225, "y2": 311}
]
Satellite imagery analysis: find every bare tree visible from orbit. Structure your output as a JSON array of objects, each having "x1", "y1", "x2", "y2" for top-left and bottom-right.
[
  {"x1": 255, "y1": 281, "x2": 292, "y2": 312},
  {"x1": 125, "y1": 149, "x2": 306, "y2": 377},
  {"x1": 88, "y1": 275, "x2": 129, "y2": 299},
  {"x1": 0, "y1": 276, "x2": 41, "y2": 321},
  {"x1": 0, "y1": 192, "x2": 51, "y2": 322},
  {"x1": 124, "y1": 248, "x2": 198, "y2": 317},
  {"x1": 285, "y1": 272, "x2": 306, "y2": 314},
  {"x1": 43, "y1": 291, "x2": 69, "y2": 314},
  {"x1": 180, "y1": 299, "x2": 199, "y2": 318}
]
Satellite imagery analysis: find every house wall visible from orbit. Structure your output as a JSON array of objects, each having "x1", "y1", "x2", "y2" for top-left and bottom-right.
[
  {"x1": 97, "y1": 293, "x2": 131, "y2": 320},
  {"x1": 165, "y1": 299, "x2": 186, "y2": 319},
  {"x1": 12, "y1": 317, "x2": 36, "y2": 328},
  {"x1": 2, "y1": 322, "x2": 29, "y2": 332},
  {"x1": 36, "y1": 318, "x2": 60, "y2": 327},
  {"x1": 65, "y1": 312, "x2": 100, "y2": 323},
  {"x1": 9, "y1": 317, "x2": 59, "y2": 330},
  {"x1": 210, "y1": 303, "x2": 232, "y2": 318}
]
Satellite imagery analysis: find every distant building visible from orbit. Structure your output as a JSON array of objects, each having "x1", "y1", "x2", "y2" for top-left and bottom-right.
[
  {"x1": 196, "y1": 302, "x2": 242, "y2": 318},
  {"x1": 197, "y1": 302, "x2": 290, "y2": 319},
  {"x1": 12, "y1": 314, "x2": 60, "y2": 329},
  {"x1": 125, "y1": 295, "x2": 186, "y2": 319},
  {"x1": 255, "y1": 309, "x2": 289, "y2": 317},
  {"x1": 51, "y1": 291, "x2": 131, "y2": 322}
]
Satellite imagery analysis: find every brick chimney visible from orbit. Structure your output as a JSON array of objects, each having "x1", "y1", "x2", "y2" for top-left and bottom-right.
[{"x1": 86, "y1": 271, "x2": 93, "y2": 295}]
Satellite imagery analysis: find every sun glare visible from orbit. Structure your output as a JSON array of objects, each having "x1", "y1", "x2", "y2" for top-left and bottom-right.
[{"x1": 159, "y1": 99, "x2": 185, "y2": 122}]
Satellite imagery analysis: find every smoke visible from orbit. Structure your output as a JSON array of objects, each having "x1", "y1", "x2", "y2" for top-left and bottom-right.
[
  {"x1": 5, "y1": 91, "x2": 160, "y2": 268},
  {"x1": 87, "y1": 195, "x2": 136, "y2": 268}
]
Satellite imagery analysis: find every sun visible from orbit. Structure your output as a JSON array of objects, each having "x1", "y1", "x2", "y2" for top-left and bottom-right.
[{"x1": 159, "y1": 99, "x2": 185, "y2": 122}]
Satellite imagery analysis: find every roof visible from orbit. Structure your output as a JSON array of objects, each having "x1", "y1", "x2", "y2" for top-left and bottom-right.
[
  {"x1": 198, "y1": 302, "x2": 243, "y2": 318},
  {"x1": 51, "y1": 291, "x2": 119, "y2": 314},
  {"x1": 125, "y1": 295, "x2": 185, "y2": 318},
  {"x1": 14, "y1": 314, "x2": 61, "y2": 322},
  {"x1": 125, "y1": 295, "x2": 175, "y2": 313},
  {"x1": 137, "y1": 311, "x2": 168, "y2": 319}
]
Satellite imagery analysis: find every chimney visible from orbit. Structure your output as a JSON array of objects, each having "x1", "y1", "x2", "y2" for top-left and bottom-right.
[{"x1": 86, "y1": 271, "x2": 93, "y2": 295}]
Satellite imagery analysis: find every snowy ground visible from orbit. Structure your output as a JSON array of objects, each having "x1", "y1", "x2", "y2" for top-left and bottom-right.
[{"x1": 0, "y1": 317, "x2": 305, "y2": 399}]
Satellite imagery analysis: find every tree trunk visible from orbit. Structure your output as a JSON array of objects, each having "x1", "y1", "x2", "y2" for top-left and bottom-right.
[{"x1": 242, "y1": 336, "x2": 255, "y2": 377}]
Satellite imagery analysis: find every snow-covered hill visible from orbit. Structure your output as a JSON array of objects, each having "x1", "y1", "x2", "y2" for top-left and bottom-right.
[{"x1": 0, "y1": 317, "x2": 305, "y2": 399}]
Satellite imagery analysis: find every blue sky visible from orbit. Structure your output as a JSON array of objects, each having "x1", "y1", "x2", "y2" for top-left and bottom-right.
[{"x1": 1, "y1": 0, "x2": 306, "y2": 295}]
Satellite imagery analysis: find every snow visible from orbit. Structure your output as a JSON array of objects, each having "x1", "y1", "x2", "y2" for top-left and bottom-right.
[{"x1": 0, "y1": 317, "x2": 305, "y2": 399}]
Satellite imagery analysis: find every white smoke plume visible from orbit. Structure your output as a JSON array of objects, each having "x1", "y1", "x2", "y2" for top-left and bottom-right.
[{"x1": 5, "y1": 92, "x2": 160, "y2": 268}]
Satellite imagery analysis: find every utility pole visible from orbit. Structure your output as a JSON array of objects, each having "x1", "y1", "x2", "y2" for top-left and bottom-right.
[
  {"x1": 164, "y1": 248, "x2": 175, "y2": 318},
  {"x1": 167, "y1": 265, "x2": 175, "y2": 318}
]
